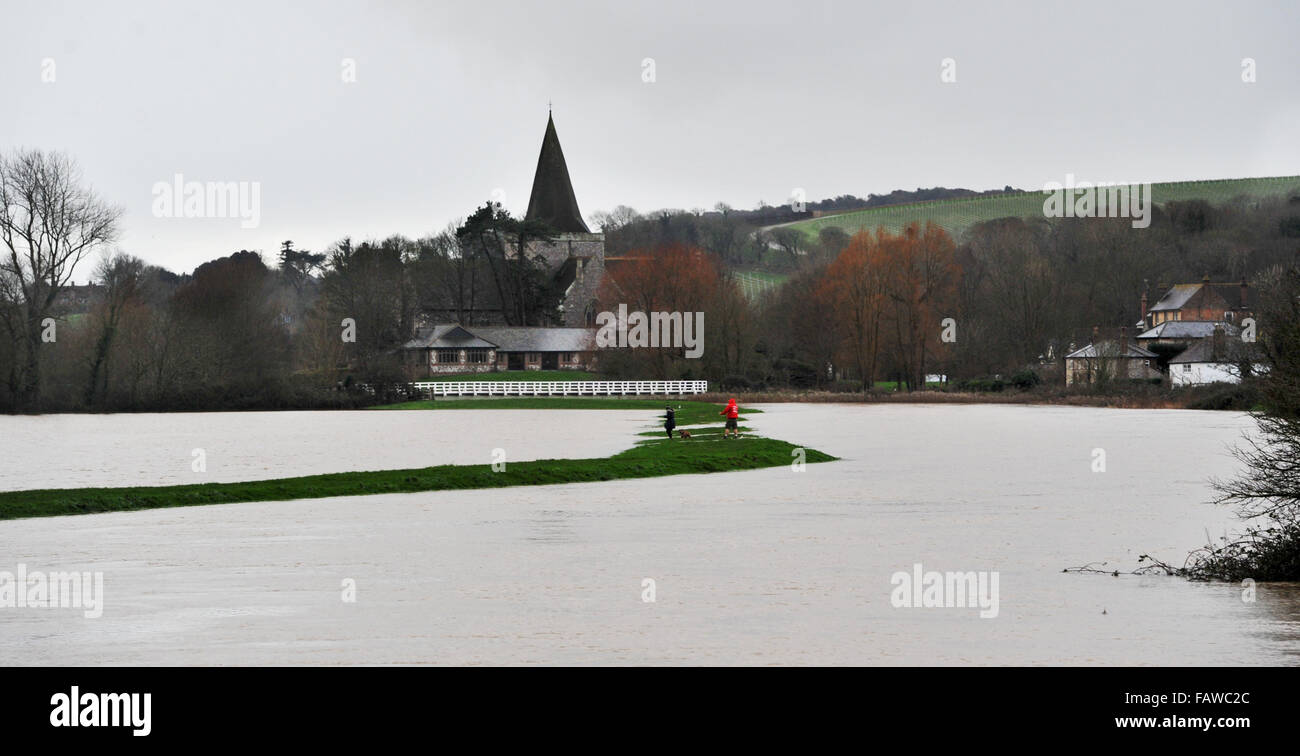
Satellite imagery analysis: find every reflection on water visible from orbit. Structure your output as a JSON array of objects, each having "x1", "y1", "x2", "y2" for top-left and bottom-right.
[{"x1": 2, "y1": 403, "x2": 1298, "y2": 665}]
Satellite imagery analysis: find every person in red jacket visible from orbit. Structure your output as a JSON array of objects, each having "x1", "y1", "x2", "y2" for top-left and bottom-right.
[{"x1": 719, "y1": 398, "x2": 740, "y2": 439}]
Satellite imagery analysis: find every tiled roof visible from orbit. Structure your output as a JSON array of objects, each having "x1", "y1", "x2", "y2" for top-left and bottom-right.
[
  {"x1": 1065, "y1": 341, "x2": 1158, "y2": 359},
  {"x1": 401, "y1": 325, "x2": 496, "y2": 350},
  {"x1": 1147, "y1": 284, "x2": 1201, "y2": 312},
  {"x1": 1169, "y1": 335, "x2": 1260, "y2": 364},
  {"x1": 1137, "y1": 321, "x2": 1241, "y2": 340},
  {"x1": 1148, "y1": 281, "x2": 1252, "y2": 312},
  {"x1": 402, "y1": 324, "x2": 595, "y2": 352},
  {"x1": 471, "y1": 326, "x2": 595, "y2": 352}
]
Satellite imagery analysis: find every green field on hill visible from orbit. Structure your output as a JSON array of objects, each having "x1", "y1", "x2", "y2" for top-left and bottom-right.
[
  {"x1": 734, "y1": 269, "x2": 788, "y2": 299},
  {"x1": 785, "y1": 175, "x2": 1300, "y2": 243}
]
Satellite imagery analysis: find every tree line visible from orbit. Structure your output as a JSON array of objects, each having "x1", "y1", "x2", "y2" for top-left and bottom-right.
[{"x1": 3, "y1": 148, "x2": 1299, "y2": 411}]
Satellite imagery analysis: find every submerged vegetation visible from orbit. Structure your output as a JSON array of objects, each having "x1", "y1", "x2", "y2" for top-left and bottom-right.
[{"x1": 1188, "y1": 264, "x2": 1300, "y2": 581}]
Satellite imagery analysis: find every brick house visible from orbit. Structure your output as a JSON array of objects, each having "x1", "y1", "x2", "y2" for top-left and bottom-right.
[
  {"x1": 1141, "y1": 276, "x2": 1253, "y2": 330},
  {"x1": 1128, "y1": 277, "x2": 1256, "y2": 381}
]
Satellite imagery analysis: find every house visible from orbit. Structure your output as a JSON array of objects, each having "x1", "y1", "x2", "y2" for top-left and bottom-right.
[
  {"x1": 1141, "y1": 276, "x2": 1252, "y2": 330},
  {"x1": 401, "y1": 324, "x2": 597, "y2": 376},
  {"x1": 1136, "y1": 319, "x2": 1241, "y2": 351},
  {"x1": 1064, "y1": 330, "x2": 1162, "y2": 386},
  {"x1": 51, "y1": 283, "x2": 103, "y2": 316},
  {"x1": 1135, "y1": 320, "x2": 1243, "y2": 372},
  {"x1": 1169, "y1": 327, "x2": 1263, "y2": 387}
]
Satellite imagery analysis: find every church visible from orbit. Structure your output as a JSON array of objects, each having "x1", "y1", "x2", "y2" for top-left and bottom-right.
[
  {"x1": 518, "y1": 111, "x2": 607, "y2": 327},
  {"x1": 401, "y1": 112, "x2": 607, "y2": 375}
]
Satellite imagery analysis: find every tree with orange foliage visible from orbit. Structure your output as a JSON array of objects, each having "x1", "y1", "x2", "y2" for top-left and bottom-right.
[
  {"x1": 820, "y1": 230, "x2": 885, "y2": 390},
  {"x1": 821, "y1": 223, "x2": 959, "y2": 391},
  {"x1": 599, "y1": 243, "x2": 745, "y2": 380},
  {"x1": 880, "y1": 222, "x2": 959, "y2": 390}
]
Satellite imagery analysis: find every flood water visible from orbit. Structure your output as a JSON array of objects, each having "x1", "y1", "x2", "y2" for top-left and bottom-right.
[
  {"x1": 0, "y1": 409, "x2": 649, "y2": 490},
  {"x1": 2, "y1": 403, "x2": 1298, "y2": 665}
]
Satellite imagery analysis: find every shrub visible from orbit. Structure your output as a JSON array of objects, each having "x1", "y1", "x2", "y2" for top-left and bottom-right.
[
  {"x1": 1009, "y1": 369, "x2": 1042, "y2": 390},
  {"x1": 720, "y1": 374, "x2": 753, "y2": 391},
  {"x1": 772, "y1": 358, "x2": 818, "y2": 389},
  {"x1": 1185, "y1": 383, "x2": 1260, "y2": 411},
  {"x1": 957, "y1": 376, "x2": 1005, "y2": 393}
]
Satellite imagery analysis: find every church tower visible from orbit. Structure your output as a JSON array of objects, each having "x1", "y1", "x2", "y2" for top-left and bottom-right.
[{"x1": 520, "y1": 112, "x2": 605, "y2": 326}]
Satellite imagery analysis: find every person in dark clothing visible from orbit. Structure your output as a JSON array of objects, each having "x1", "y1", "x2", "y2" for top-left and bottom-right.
[{"x1": 663, "y1": 405, "x2": 676, "y2": 438}]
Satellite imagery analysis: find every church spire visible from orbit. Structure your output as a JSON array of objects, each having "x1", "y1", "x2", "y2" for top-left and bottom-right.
[{"x1": 524, "y1": 111, "x2": 590, "y2": 233}]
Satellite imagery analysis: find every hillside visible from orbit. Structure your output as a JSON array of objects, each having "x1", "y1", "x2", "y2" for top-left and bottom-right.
[{"x1": 783, "y1": 175, "x2": 1300, "y2": 242}]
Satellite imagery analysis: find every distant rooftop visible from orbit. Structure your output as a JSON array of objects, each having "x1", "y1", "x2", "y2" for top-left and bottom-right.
[
  {"x1": 1065, "y1": 341, "x2": 1157, "y2": 360},
  {"x1": 1169, "y1": 334, "x2": 1261, "y2": 364},
  {"x1": 1148, "y1": 279, "x2": 1251, "y2": 312},
  {"x1": 403, "y1": 324, "x2": 595, "y2": 353},
  {"x1": 1137, "y1": 321, "x2": 1241, "y2": 340}
]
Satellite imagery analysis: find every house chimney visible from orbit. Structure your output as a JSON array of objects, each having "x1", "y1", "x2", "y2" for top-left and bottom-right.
[
  {"x1": 1140, "y1": 290, "x2": 1148, "y2": 326},
  {"x1": 1120, "y1": 325, "x2": 1128, "y2": 345},
  {"x1": 1092, "y1": 325, "x2": 1099, "y2": 342},
  {"x1": 1240, "y1": 278, "x2": 1248, "y2": 310}
]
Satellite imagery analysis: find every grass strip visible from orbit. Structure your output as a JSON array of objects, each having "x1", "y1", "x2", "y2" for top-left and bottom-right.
[{"x1": 0, "y1": 436, "x2": 834, "y2": 522}]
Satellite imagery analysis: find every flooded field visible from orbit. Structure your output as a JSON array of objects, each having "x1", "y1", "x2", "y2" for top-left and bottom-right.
[
  {"x1": 2, "y1": 404, "x2": 1297, "y2": 665},
  {"x1": 0, "y1": 409, "x2": 647, "y2": 490}
]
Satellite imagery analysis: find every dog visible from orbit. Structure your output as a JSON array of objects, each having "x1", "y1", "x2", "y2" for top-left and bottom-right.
[{"x1": 678, "y1": 429, "x2": 693, "y2": 439}]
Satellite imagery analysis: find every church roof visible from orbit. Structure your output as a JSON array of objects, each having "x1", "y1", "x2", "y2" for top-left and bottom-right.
[{"x1": 524, "y1": 113, "x2": 591, "y2": 233}]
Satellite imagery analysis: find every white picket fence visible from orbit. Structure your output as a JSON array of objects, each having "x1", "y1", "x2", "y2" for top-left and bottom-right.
[{"x1": 410, "y1": 380, "x2": 709, "y2": 397}]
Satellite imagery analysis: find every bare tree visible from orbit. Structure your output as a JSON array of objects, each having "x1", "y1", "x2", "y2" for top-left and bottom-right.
[
  {"x1": 84, "y1": 252, "x2": 146, "y2": 407},
  {"x1": 588, "y1": 204, "x2": 640, "y2": 233},
  {"x1": 0, "y1": 150, "x2": 122, "y2": 410}
]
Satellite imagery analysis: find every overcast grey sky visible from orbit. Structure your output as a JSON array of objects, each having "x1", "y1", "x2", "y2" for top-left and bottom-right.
[{"x1": 3, "y1": 0, "x2": 1297, "y2": 275}]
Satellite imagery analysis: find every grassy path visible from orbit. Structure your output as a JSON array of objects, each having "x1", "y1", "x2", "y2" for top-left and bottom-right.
[{"x1": 0, "y1": 400, "x2": 832, "y2": 521}]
